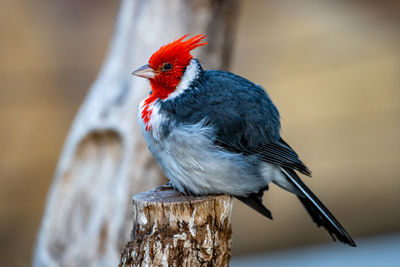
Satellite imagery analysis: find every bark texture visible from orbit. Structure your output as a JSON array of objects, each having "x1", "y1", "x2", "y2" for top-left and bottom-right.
[
  {"x1": 34, "y1": 0, "x2": 239, "y2": 266},
  {"x1": 119, "y1": 187, "x2": 233, "y2": 267}
]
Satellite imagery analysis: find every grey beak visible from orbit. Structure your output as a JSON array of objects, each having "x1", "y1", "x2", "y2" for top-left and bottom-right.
[{"x1": 132, "y1": 64, "x2": 155, "y2": 79}]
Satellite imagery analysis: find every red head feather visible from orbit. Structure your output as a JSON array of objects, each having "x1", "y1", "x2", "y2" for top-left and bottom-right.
[
  {"x1": 147, "y1": 34, "x2": 207, "y2": 98},
  {"x1": 149, "y1": 34, "x2": 207, "y2": 72},
  {"x1": 141, "y1": 34, "x2": 207, "y2": 130}
]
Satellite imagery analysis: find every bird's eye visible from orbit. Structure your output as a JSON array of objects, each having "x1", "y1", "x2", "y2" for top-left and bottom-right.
[{"x1": 162, "y1": 63, "x2": 173, "y2": 72}]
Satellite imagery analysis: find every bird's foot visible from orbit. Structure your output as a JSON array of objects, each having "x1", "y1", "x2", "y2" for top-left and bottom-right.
[{"x1": 153, "y1": 182, "x2": 174, "y2": 192}]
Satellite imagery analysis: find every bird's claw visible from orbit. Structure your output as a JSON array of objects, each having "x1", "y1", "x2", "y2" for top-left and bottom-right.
[{"x1": 153, "y1": 182, "x2": 174, "y2": 192}]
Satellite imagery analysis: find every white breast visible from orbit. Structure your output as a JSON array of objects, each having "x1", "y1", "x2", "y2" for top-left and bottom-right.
[
  {"x1": 137, "y1": 109, "x2": 267, "y2": 196},
  {"x1": 138, "y1": 99, "x2": 167, "y2": 141}
]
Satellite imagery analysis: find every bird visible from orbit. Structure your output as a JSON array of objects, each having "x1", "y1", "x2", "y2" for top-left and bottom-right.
[{"x1": 132, "y1": 34, "x2": 356, "y2": 247}]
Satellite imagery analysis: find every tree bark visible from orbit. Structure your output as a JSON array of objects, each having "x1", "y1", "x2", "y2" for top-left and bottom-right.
[
  {"x1": 119, "y1": 187, "x2": 233, "y2": 267},
  {"x1": 34, "y1": 0, "x2": 239, "y2": 266}
]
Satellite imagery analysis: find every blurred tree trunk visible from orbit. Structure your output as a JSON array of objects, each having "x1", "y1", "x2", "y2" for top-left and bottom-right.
[{"x1": 33, "y1": 0, "x2": 239, "y2": 266}]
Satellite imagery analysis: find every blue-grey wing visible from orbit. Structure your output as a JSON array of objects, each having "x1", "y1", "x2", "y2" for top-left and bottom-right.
[{"x1": 162, "y1": 70, "x2": 310, "y2": 176}]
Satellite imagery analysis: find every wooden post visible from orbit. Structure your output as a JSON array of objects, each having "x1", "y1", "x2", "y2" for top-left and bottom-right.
[{"x1": 119, "y1": 186, "x2": 233, "y2": 267}]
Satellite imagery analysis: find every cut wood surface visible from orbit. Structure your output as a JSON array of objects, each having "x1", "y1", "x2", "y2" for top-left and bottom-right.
[
  {"x1": 33, "y1": 0, "x2": 239, "y2": 266},
  {"x1": 119, "y1": 186, "x2": 233, "y2": 267}
]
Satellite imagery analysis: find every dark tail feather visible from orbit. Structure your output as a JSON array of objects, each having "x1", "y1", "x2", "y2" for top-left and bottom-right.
[
  {"x1": 236, "y1": 189, "x2": 273, "y2": 220},
  {"x1": 280, "y1": 167, "x2": 357, "y2": 247}
]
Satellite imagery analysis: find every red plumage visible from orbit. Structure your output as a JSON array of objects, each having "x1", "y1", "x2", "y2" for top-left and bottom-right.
[{"x1": 141, "y1": 34, "x2": 207, "y2": 130}]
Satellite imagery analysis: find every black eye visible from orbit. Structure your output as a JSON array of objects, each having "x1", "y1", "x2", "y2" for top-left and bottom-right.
[{"x1": 162, "y1": 63, "x2": 173, "y2": 71}]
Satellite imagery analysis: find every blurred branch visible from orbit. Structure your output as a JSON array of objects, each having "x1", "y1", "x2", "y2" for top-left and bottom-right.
[{"x1": 33, "y1": 0, "x2": 239, "y2": 266}]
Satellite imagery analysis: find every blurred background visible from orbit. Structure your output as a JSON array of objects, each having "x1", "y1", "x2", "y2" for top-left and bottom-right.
[{"x1": 1, "y1": 0, "x2": 399, "y2": 266}]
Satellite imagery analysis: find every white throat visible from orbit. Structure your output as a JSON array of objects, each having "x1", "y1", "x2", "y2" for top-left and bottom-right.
[{"x1": 166, "y1": 58, "x2": 200, "y2": 100}]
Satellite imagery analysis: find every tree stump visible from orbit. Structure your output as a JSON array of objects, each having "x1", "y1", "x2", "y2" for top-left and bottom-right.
[{"x1": 119, "y1": 186, "x2": 233, "y2": 267}]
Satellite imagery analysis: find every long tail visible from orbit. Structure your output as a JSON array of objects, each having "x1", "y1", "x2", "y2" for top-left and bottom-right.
[{"x1": 280, "y1": 167, "x2": 357, "y2": 247}]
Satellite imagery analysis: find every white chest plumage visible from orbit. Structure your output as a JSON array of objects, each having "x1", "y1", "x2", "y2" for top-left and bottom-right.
[
  {"x1": 138, "y1": 99, "x2": 166, "y2": 141},
  {"x1": 138, "y1": 108, "x2": 267, "y2": 196}
]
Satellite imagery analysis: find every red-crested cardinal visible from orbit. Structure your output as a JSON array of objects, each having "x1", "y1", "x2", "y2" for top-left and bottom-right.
[{"x1": 132, "y1": 34, "x2": 356, "y2": 246}]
